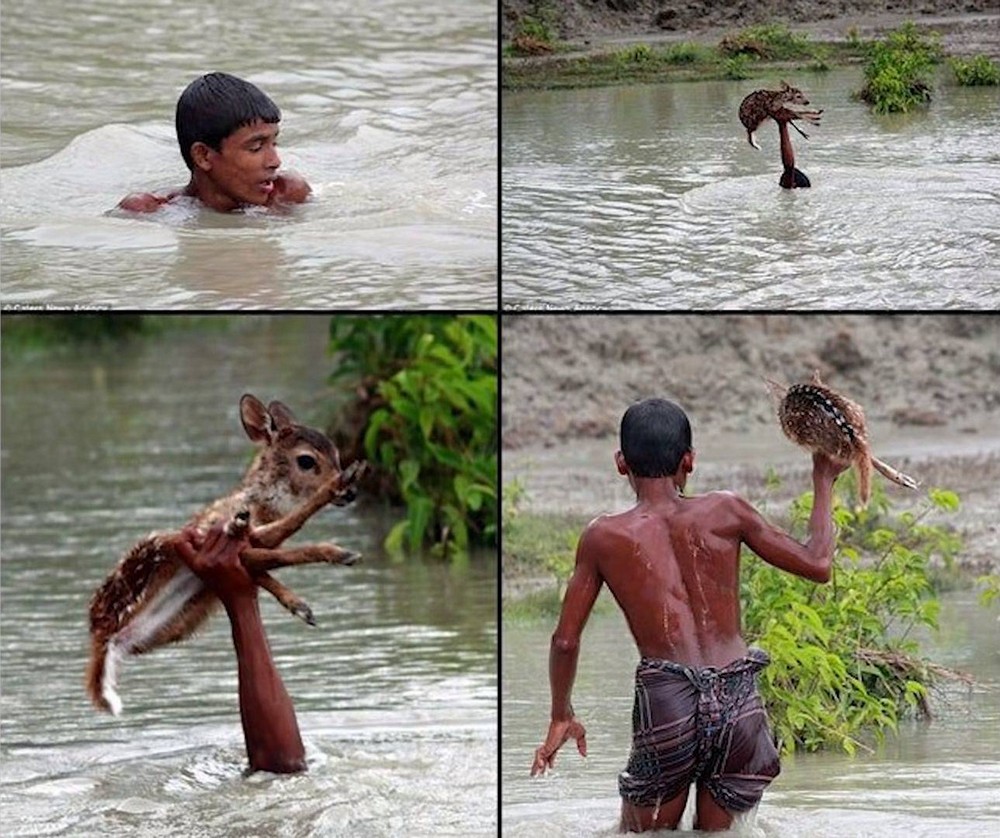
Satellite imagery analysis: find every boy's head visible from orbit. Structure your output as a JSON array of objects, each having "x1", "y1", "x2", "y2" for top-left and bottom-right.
[
  {"x1": 618, "y1": 398, "x2": 693, "y2": 479},
  {"x1": 175, "y1": 72, "x2": 280, "y2": 170}
]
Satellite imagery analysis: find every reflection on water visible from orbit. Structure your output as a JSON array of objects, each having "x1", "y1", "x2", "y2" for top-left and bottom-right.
[
  {"x1": 0, "y1": 317, "x2": 498, "y2": 836},
  {"x1": 0, "y1": 0, "x2": 496, "y2": 308},
  {"x1": 502, "y1": 593, "x2": 1000, "y2": 837},
  {"x1": 502, "y1": 68, "x2": 1000, "y2": 309}
]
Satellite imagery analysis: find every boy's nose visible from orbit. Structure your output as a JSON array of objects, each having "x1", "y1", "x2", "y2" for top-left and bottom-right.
[{"x1": 265, "y1": 146, "x2": 281, "y2": 170}]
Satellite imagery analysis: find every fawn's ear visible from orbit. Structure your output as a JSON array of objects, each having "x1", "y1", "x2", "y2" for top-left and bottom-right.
[
  {"x1": 266, "y1": 400, "x2": 297, "y2": 432},
  {"x1": 240, "y1": 394, "x2": 277, "y2": 444}
]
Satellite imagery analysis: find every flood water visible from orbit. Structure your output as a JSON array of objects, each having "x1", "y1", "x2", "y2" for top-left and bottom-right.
[
  {"x1": 502, "y1": 593, "x2": 1000, "y2": 837},
  {"x1": 0, "y1": 0, "x2": 497, "y2": 308},
  {"x1": 501, "y1": 67, "x2": 1000, "y2": 309},
  {"x1": 0, "y1": 317, "x2": 498, "y2": 836}
]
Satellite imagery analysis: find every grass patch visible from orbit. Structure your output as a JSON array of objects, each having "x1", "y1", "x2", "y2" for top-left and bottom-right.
[
  {"x1": 856, "y1": 22, "x2": 941, "y2": 113},
  {"x1": 663, "y1": 42, "x2": 716, "y2": 65},
  {"x1": 503, "y1": 22, "x2": 867, "y2": 91},
  {"x1": 719, "y1": 23, "x2": 815, "y2": 61},
  {"x1": 950, "y1": 54, "x2": 1000, "y2": 86},
  {"x1": 507, "y1": 2, "x2": 562, "y2": 57}
]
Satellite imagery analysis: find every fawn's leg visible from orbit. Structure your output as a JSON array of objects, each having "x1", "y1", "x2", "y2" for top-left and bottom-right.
[
  {"x1": 242, "y1": 543, "x2": 361, "y2": 572},
  {"x1": 255, "y1": 572, "x2": 317, "y2": 626},
  {"x1": 250, "y1": 461, "x2": 365, "y2": 549}
]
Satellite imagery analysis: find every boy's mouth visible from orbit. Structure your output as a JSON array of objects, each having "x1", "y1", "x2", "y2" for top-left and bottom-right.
[{"x1": 258, "y1": 178, "x2": 275, "y2": 195}]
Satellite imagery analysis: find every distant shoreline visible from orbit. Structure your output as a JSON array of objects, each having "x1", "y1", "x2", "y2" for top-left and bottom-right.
[{"x1": 501, "y1": 8, "x2": 1000, "y2": 90}]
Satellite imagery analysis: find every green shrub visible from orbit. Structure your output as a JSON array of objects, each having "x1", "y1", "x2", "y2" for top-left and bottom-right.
[
  {"x1": 328, "y1": 315, "x2": 497, "y2": 558},
  {"x1": 857, "y1": 22, "x2": 940, "y2": 113},
  {"x1": 951, "y1": 54, "x2": 1000, "y2": 85},
  {"x1": 615, "y1": 43, "x2": 653, "y2": 65},
  {"x1": 744, "y1": 479, "x2": 965, "y2": 754},
  {"x1": 723, "y1": 54, "x2": 753, "y2": 80}
]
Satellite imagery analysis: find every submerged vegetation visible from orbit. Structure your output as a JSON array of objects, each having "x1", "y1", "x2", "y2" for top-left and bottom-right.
[
  {"x1": 856, "y1": 22, "x2": 941, "y2": 113},
  {"x1": 504, "y1": 472, "x2": 985, "y2": 754},
  {"x1": 327, "y1": 315, "x2": 497, "y2": 559}
]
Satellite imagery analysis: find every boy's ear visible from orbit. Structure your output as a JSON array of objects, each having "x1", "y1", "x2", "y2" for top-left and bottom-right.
[
  {"x1": 681, "y1": 450, "x2": 695, "y2": 475},
  {"x1": 190, "y1": 141, "x2": 214, "y2": 172},
  {"x1": 615, "y1": 450, "x2": 629, "y2": 476}
]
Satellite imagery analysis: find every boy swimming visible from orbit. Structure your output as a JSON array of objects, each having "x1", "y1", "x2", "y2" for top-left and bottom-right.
[{"x1": 118, "y1": 72, "x2": 310, "y2": 213}]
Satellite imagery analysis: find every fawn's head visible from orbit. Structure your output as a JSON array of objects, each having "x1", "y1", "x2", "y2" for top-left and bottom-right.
[
  {"x1": 778, "y1": 80, "x2": 809, "y2": 105},
  {"x1": 239, "y1": 394, "x2": 350, "y2": 519}
]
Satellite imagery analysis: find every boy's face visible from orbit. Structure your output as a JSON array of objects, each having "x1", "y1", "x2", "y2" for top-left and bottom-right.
[{"x1": 192, "y1": 119, "x2": 282, "y2": 207}]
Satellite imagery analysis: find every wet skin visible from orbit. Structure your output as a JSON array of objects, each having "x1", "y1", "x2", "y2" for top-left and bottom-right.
[
  {"x1": 175, "y1": 523, "x2": 307, "y2": 774},
  {"x1": 117, "y1": 119, "x2": 311, "y2": 213},
  {"x1": 531, "y1": 450, "x2": 846, "y2": 831}
]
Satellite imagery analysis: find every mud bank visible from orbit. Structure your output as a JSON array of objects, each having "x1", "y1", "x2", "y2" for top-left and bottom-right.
[{"x1": 502, "y1": 0, "x2": 1000, "y2": 59}]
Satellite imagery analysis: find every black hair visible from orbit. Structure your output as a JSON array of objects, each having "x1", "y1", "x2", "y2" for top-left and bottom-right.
[
  {"x1": 175, "y1": 72, "x2": 281, "y2": 170},
  {"x1": 620, "y1": 398, "x2": 692, "y2": 478}
]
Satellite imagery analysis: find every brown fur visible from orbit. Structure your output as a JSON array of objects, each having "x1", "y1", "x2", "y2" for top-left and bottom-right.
[
  {"x1": 765, "y1": 372, "x2": 919, "y2": 508},
  {"x1": 86, "y1": 394, "x2": 364, "y2": 714}
]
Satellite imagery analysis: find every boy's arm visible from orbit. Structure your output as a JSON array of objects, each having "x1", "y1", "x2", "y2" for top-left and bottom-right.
[
  {"x1": 736, "y1": 453, "x2": 847, "y2": 582},
  {"x1": 175, "y1": 524, "x2": 307, "y2": 774},
  {"x1": 530, "y1": 522, "x2": 604, "y2": 776}
]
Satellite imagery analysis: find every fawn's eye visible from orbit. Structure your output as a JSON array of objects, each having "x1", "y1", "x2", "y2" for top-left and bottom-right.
[{"x1": 296, "y1": 454, "x2": 317, "y2": 471}]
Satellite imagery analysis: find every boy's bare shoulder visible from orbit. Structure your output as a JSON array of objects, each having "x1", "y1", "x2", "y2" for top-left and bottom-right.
[{"x1": 271, "y1": 173, "x2": 312, "y2": 204}]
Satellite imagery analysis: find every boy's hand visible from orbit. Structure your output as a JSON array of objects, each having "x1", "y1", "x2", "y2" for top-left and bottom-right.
[
  {"x1": 812, "y1": 452, "x2": 849, "y2": 484},
  {"x1": 530, "y1": 717, "x2": 588, "y2": 777},
  {"x1": 175, "y1": 522, "x2": 256, "y2": 602}
]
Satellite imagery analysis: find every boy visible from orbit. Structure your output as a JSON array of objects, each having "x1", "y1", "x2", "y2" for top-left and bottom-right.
[
  {"x1": 530, "y1": 398, "x2": 846, "y2": 831},
  {"x1": 118, "y1": 72, "x2": 311, "y2": 213}
]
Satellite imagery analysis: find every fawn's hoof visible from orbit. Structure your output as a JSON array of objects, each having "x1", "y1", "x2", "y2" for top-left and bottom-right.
[
  {"x1": 292, "y1": 603, "x2": 316, "y2": 626},
  {"x1": 341, "y1": 551, "x2": 362, "y2": 566}
]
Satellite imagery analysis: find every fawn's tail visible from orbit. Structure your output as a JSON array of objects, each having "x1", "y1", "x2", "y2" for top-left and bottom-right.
[
  {"x1": 872, "y1": 457, "x2": 921, "y2": 492},
  {"x1": 86, "y1": 634, "x2": 123, "y2": 715}
]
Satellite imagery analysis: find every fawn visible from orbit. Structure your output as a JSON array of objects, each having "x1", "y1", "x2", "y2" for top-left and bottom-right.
[
  {"x1": 86, "y1": 393, "x2": 366, "y2": 715},
  {"x1": 764, "y1": 371, "x2": 919, "y2": 507},
  {"x1": 739, "y1": 81, "x2": 823, "y2": 150}
]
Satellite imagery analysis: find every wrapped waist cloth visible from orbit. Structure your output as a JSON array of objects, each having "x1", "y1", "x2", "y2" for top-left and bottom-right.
[{"x1": 618, "y1": 647, "x2": 780, "y2": 813}]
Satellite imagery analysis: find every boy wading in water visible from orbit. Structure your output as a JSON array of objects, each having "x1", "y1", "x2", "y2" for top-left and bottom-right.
[
  {"x1": 118, "y1": 72, "x2": 311, "y2": 213},
  {"x1": 531, "y1": 398, "x2": 846, "y2": 831}
]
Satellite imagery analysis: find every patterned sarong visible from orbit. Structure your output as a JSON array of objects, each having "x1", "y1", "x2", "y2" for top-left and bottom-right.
[{"x1": 618, "y1": 648, "x2": 780, "y2": 813}]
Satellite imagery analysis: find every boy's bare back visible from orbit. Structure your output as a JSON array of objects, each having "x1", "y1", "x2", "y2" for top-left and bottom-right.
[{"x1": 577, "y1": 491, "x2": 749, "y2": 667}]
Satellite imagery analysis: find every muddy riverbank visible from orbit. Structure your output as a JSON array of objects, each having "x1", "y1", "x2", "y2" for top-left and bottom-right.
[{"x1": 502, "y1": 0, "x2": 1000, "y2": 57}]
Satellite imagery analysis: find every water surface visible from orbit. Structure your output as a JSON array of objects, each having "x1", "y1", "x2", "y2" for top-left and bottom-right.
[
  {"x1": 0, "y1": 0, "x2": 497, "y2": 308},
  {"x1": 502, "y1": 68, "x2": 1000, "y2": 309},
  {"x1": 0, "y1": 317, "x2": 498, "y2": 836},
  {"x1": 502, "y1": 594, "x2": 1000, "y2": 836}
]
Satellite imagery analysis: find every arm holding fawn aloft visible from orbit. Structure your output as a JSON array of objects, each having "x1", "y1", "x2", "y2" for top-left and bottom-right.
[
  {"x1": 176, "y1": 525, "x2": 306, "y2": 773},
  {"x1": 739, "y1": 453, "x2": 846, "y2": 583}
]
